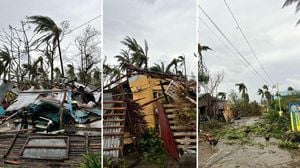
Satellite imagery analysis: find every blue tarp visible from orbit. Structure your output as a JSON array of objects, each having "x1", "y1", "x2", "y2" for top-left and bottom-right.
[{"x1": 0, "y1": 106, "x2": 5, "y2": 116}]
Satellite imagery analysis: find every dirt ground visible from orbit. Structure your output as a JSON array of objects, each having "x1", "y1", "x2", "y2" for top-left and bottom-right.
[{"x1": 199, "y1": 117, "x2": 300, "y2": 168}]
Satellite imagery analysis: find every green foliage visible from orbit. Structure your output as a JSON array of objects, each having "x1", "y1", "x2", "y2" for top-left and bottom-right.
[
  {"x1": 79, "y1": 153, "x2": 101, "y2": 168},
  {"x1": 282, "y1": 131, "x2": 300, "y2": 143},
  {"x1": 103, "y1": 157, "x2": 127, "y2": 168},
  {"x1": 216, "y1": 126, "x2": 254, "y2": 145},
  {"x1": 174, "y1": 87, "x2": 196, "y2": 125},
  {"x1": 137, "y1": 129, "x2": 168, "y2": 167},
  {"x1": 203, "y1": 120, "x2": 224, "y2": 131},
  {"x1": 278, "y1": 140, "x2": 299, "y2": 149},
  {"x1": 228, "y1": 89, "x2": 262, "y2": 117},
  {"x1": 230, "y1": 100, "x2": 262, "y2": 117}
]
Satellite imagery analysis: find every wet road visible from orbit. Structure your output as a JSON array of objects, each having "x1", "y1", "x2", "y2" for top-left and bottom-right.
[{"x1": 199, "y1": 117, "x2": 300, "y2": 168}]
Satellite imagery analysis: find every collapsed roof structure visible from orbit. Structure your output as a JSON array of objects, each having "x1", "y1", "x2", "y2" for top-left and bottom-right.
[
  {"x1": 103, "y1": 64, "x2": 197, "y2": 160},
  {"x1": 0, "y1": 80, "x2": 101, "y2": 167}
]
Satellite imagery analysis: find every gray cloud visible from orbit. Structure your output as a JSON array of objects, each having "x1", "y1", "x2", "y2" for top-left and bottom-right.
[{"x1": 104, "y1": 0, "x2": 197, "y2": 77}]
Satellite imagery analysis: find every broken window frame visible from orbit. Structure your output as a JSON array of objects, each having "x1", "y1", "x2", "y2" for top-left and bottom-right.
[{"x1": 19, "y1": 136, "x2": 69, "y2": 160}]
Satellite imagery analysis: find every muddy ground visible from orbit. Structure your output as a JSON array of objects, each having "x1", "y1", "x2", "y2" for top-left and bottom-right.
[{"x1": 199, "y1": 117, "x2": 300, "y2": 168}]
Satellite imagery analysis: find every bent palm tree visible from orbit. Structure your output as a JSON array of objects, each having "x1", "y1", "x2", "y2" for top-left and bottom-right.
[
  {"x1": 115, "y1": 49, "x2": 131, "y2": 74},
  {"x1": 217, "y1": 92, "x2": 226, "y2": 101},
  {"x1": 167, "y1": 58, "x2": 179, "y2": 75},
  {"x1": 27, "y1": 15, "x2": 65, "y2": 77},
  {"x1": 150, "y1": 62, "x2": 172, "y2": 74},
  {"x1": 198, "y1": 43, "x2": 211, "y2": 83},
  {"x1": 0, "y1": 46, "x2": 13, "y2": 80},
  {"x1": 178, "y1": 55, "x2": 187, "y2": 78},
  {"x1": 235, "y1": 83, "x2": 247, "y2": 95},
  {"x1": 282, "y1": 0, "x2": 300, "y2": 25},
  {"x1": 66, "y1": 64, "x2": 76, "y2": 80},
  {"x1": 287, "y1": 86, "x2": 295, "y2": 95},
  {"x1": 121, "y1": 36, "x2": 149, "y2": 69},
  {"x1": 236, "y1": 83, "x2": 249, "y2": 103}
]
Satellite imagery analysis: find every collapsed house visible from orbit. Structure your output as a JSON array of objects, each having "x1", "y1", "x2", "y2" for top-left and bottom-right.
[
  {"x1": 198, "y1": 93, "x2": 235, "y2": 130},
  {"x1": 103, "y1": 64, "x2": 197, "y2": 160},
  {"x1": 0, "y1": 80, "x2": 101, "y2": 167}
]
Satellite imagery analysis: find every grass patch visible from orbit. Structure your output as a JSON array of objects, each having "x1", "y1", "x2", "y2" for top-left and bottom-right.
[{"x1": 278, "y1": 140, "x2": 299, "y2": 149}]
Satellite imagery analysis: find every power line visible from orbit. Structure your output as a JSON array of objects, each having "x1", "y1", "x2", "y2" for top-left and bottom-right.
[
  {"x1": 198, "y1": 16, "x2": 248, "y2": 68},
  {"x1": 64, "y1": 14, "x2": 102, "y2": 35},
  {"x1": 198, "y1": 5, "x2": 269, "y2": 85},
  {"x1": 223, "y1": 0, "x2": 274, "y2": 84}
]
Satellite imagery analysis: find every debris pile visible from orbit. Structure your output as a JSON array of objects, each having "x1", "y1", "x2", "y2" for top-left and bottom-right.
[{"x1": 0, "y1": 80, "x2": 101, "y2": 134}]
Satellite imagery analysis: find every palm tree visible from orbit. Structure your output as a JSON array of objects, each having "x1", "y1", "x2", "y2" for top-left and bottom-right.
[
  {"x1": 93, "y1": 68, "x2": 101, "y2": 86},
  {"x1": 262, "y1": 85, "x2": 269, "y2": 91},
  {"x1": 217, "y1": 92, "x2": 226, "y2": 101},
  {"x1": 66, "y1": 64, "x2": 76, "y2": 80},
  {"x1": 22, "y1": 56, "x2": 43, "y2": 82},
  {"x1": 198, "y1": 43, "x2": 212, "y2": 66},
  {"x1": 115, "y1": 49, "x2": 131, "y2": 74},
  {"x1": 166, "y1": 58, "x2": 179, "y2": 75},
  {"x1": 121, "y1": 36, "x2": 148, "y2": 69},
  {"x1": 198, "y1": 43, "x2": 211, "y2": 83},
  {"x1": 282, "y1": 0, "x2": 300, "y2": 25},
  {"x1": 258, "y1": 85, "x2": 272, "y2": 109},
  {"x1": 27, "y1": 15, "x2": 65, "y2": 77},
  {"x1": 258, "y1": 88, "x2": 265, "y2": 103},
  {"x1": 0, "y1": 46, "x2": 12, "y2": 80},
  {"x1": 178, "y1": 55, "x2": 187, "y2": 78},
  {"x1": 149, "y1": 62, "x2": 172, "y2": 74},
  {"x1": 287, "y1": 86, "x2": 295, "y2": 95},
  {"x1": 54, "y1": 67, "x2": 61, "y2": 80},
  {"x1": 236, "y1": 83, "x2": 249, "y2": 103},
  {"x1": 0, "y1": 62, "x2": 4, "y2": 78},
  {"x1": 235, "y1": 83, "x2": 247, "y2": 94}
]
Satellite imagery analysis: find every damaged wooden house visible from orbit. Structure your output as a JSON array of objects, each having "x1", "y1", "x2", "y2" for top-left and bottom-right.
[{"x1": 103, "y1": 64, "x2": 197, "y2": 161}]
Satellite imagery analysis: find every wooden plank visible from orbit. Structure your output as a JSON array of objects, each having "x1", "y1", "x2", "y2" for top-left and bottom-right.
[
  {"x1": 175, "y1": 139, "x2": 196, "y2": 144},
  {"x1": 104, "y1": 113, "x2": 126, "y2": 117},
  {"x1": 163, "y1": 104, "x2": 194, "y2": 108},
  {"x1": 24, "y1": 145, "x2": 67, "y2": 148},
  {"x1": 103, "y1": 147, "x2": 122, "y2": 151},
  {"x1": 103, "y1": 119, "x2": 125, "y2": 122},
  {"x1": 173, "y1": 132, "x2": 196, "y2": 137},
  {"x1": 103, "y1": 107, "x2": 126, "y2": 110},
  {"x1": 177, "y1": 145, "x2": 196, "y2": 149},
  {"x1": 103, "y1": 101, "x2": 124, "y2": 104},
  {"x1": 85, "y1": 133, "x2": 89, "y2": 153},
  {"x1": 167, "y1": 114, "x2": 176, "y2": 119},
  {"x1": 2, "y1": 133, "x2": 18, "y2": 159},
  {"x1": 169, "y1": 120, "x2": 196, "y2": 124},
  {"x1": 103, "y1": 126, "x2": 124, "y2": 129},
  {"x1": 103, "y1": 132, "x2": 124, "y2": 136},
  {"x1": 170, "y1": 126, "x2": 196, "y2": 130}
]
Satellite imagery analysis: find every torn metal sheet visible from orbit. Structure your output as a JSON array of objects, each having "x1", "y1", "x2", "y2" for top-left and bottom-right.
[
  {"x1": 6, "y1": 93, "x2": 40, "y2": 111},
  {"x1": 71, "y1": 110, "x2": 89, "y2": 124}
]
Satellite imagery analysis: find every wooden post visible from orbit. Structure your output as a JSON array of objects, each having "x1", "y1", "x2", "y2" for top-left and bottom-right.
[
  {"x1": 160, "y1": 80, "x2": 169, "y2": 104},
  {"x1": 60, "y1": 88, "x2": 67, "y2": 129}
]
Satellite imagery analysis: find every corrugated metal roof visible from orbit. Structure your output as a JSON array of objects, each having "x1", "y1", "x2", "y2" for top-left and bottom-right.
[{"x1": 103, "y1": 100, "x2": 126, "y2": 158}]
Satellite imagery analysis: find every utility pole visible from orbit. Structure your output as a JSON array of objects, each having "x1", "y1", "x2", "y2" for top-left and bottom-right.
[{"x1": 277, "y1": 83, "x2": 283, "y2": 116}]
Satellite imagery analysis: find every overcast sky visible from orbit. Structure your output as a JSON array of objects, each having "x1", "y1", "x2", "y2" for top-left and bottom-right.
[
  {"x1": 104, "y1": 0, "x2": 197, "y2": 78},
  {"x1": 198, "y1": 0, "x2": 300, "y2": 100},
  {"x1": 0, "y1": 0, "x2": 101, "y2": 67}
]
